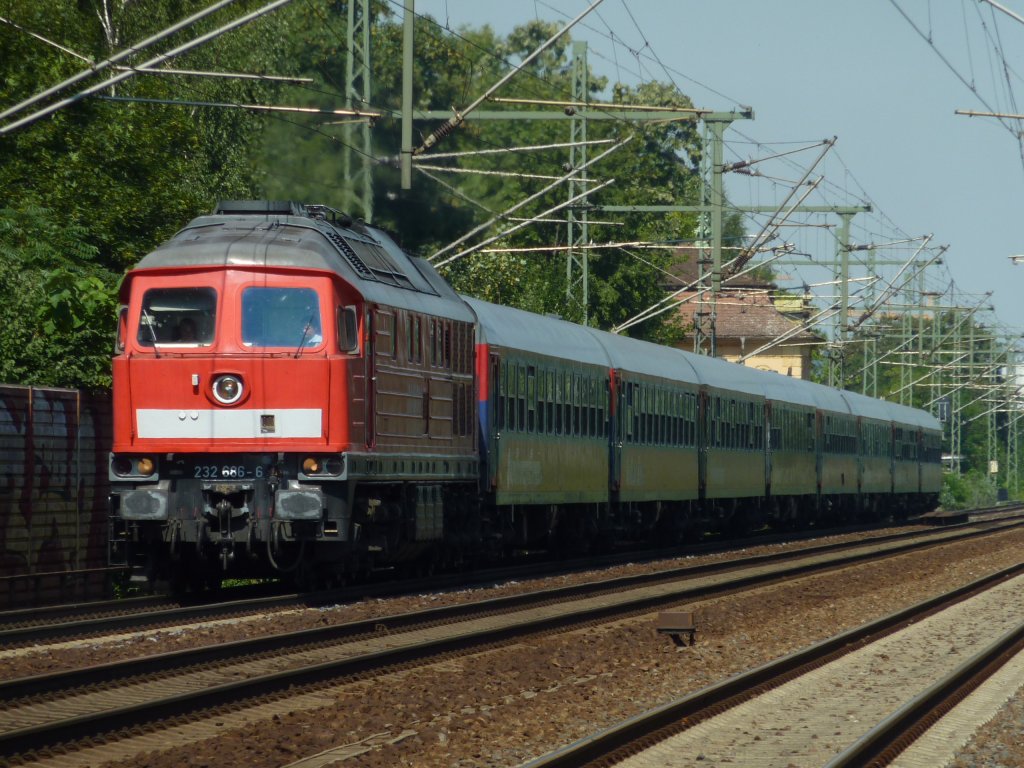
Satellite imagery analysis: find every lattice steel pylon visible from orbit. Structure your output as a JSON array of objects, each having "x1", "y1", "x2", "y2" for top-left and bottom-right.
[
  {"x1": 1009, "y1": 403, "x2": 1020, "y2": 496},
  {"x1": 344, "y1": 0, "x2": 373, "y2": 222},
  {"x1": 566, "y1": 41, "x2": 590, "y2": 324}
]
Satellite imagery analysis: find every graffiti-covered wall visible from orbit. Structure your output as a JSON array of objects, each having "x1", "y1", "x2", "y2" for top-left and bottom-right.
[{"x1": 0, "y1": 386, "x2": 113, "y2": 607}]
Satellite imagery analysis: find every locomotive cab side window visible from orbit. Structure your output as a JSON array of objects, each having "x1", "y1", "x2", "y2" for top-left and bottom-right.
[
  {"x1": 337, "y1": 306, "x2": 358, "y2": 353},
  {"x1": 137, "y1": 287, "x2": 216, "y2": 346},
  {"x1": 242, "y1": 286, "x2": 322, "y2": 348},
  {"x1": 115, "y1": 306, "x2": 127, "y2": 353}
]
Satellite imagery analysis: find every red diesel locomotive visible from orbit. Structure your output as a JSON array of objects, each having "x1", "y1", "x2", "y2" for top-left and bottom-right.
[
  {"x1": 109, "y1": 201, "x2": 942, "y2": 588},
  {"x1": 110, "y1": 201, "x2": 480, "y2": 587}
]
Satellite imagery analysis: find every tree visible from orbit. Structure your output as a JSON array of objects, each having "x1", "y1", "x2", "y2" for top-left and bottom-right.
[
  {"x1": 0, "y1": 207, "x2": 117, "y2": 388},
  {"x1": 262, "y1": 13, "x2": 714, "y2": 340},
  {"x1": 0, "y1": 0, "x2": 297, "y2": 385}
]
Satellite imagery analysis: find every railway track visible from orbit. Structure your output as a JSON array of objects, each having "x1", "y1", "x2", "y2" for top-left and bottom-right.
[
  {"x1": 2, "y1": 509, "x2": 1017, "y2": 649},
  {"x1": 1, "y1": 517, "x2": 1022, "y2": 765},
  {"x1": 521, "y1": 566, "x2": 1024, "y2": 768}
]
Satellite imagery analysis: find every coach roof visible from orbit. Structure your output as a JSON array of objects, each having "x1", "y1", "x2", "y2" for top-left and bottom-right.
[{"x1": 463, "y1": 296, "x2": 611, "y2": 368}]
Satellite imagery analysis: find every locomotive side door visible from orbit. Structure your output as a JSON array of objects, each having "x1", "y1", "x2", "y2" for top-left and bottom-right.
[{"x1": 364, "y1": 309, "x2": 376, "y2": 449}]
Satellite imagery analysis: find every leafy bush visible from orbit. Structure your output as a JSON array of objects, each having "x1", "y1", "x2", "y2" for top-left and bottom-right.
[{"x1": 940, "y1": 470, "x2": 998, "y2": 510}]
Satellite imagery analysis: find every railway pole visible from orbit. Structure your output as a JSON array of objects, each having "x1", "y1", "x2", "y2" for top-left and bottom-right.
[
  {"x1": 344, "y1": 0, "x2": 373, "y2": 222},
  {"x1": 567, "y1": 41, "x2": 590, "y2": 325}
]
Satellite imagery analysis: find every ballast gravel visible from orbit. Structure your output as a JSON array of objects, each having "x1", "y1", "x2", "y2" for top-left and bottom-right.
[{"x1": 9, "y1": 525, "x2": 1024, "y2": 768}]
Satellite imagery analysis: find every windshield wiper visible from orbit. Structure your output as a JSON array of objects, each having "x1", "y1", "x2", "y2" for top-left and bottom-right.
[
  {"x1": 293, "y1": 314, "x2": 315, "y2": 358},
  {"x1": 141, "y1": 309, "x2": 162, "y2": 358}
]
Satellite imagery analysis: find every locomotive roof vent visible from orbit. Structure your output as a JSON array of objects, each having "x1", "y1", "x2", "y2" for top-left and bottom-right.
[{"x1": 213, "y1": 200, "x2": 306, "y2": 216}]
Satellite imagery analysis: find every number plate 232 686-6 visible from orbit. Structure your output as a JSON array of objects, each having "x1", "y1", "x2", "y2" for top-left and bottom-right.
[{"x1": 193, "y1": 464, "x2": 265, "y2": 480}]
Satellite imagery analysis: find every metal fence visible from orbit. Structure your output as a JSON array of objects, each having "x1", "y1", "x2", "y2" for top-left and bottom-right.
[{"x1": 0, "y1": 386, "x2": 114, "y2": 608}]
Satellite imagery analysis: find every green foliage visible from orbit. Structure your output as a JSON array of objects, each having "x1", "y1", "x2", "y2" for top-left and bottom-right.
[
  {"x1": 0, "y1": 206, "x2": 118, "y2": 388},
  {"x1": 0, "y1": 1, "x2": 296, "y2": 386},
  {"x1": 260, "y1": 11, "x2": 709, "y2": 340},
  {"x1": 3, "y1": 3, "x2": 737, "y2": 386},
  {"x1": 939, "y1": 470, "x2": 997, "y2": 510}
]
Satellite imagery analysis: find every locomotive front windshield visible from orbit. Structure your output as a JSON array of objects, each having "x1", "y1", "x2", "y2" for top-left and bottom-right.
[
  {"x1": 242, "y1": 286, "x2": 322, "y2": 348},
  {"x1": 137, "y1": 287, "x2": 216, "y2": 346}
]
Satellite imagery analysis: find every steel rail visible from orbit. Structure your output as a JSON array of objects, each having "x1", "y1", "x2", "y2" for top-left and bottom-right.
[
  {"x1": 2, "y1": 515, "x2": 1016, "y2": 649},
  {"x1": 4, "y1": 507, "x2": 1015, "y2": 647},
  {"x1": 520, "y1": 564, "x2": 1024, "y2": 768},
  {"x1": 5, "y1": 504, "x2": 1017, "y2": 644},
  {"x1": 825, "y1": 621, "x2": 1024, "y2": 767},
  {"x1": 1, "y1": 522, "x2": 1021, "y2": 760}
]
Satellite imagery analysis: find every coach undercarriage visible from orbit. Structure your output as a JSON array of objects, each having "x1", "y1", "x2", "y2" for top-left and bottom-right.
[{"x1": 111, "y1": 477, "x2": 932, "y2": 592}]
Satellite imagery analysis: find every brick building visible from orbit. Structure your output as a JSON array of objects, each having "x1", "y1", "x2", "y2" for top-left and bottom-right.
[{"x1": 666, "y1": 259, "x2": 820, "y2": 378}]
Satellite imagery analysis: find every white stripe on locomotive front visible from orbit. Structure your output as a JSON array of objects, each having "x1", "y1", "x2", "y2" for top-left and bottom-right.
[{"x1": 136, "y1": 409, "x2": 323, "y2": 439}]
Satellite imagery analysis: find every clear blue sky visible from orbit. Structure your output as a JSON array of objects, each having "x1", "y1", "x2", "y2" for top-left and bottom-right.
[{"x1": 411, "y1": 0, "x2": 1024, "y2": 339}]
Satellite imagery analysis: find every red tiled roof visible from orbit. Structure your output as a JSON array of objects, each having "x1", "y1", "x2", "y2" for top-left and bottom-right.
[{"x1": 674, "y1": 288, "x2": 818, "y2": 342}]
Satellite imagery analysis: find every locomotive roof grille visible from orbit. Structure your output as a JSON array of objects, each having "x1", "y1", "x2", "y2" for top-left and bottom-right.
[
  {"x1": 213, "y1": 200, "x2": 306, "y2": 216},
  {"x1": 323, "y1": 229, "x2": 414, "y2": 290}
]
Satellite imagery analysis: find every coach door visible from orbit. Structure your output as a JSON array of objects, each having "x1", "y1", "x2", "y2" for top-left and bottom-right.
[
  {"x1": 487, "y1": 353, "x2": 501, "y2": 489},
  {"x1": 764, "y1": 400, "x2": 774, "y2": 497},
  {"x1": 609, "y1": 372, "x2": 622, "y2": 492},
  {"x1": 915, "y1": 428, "x2": 923, "y2": 493},
  {"x1": 697, "y1": 388, "x2": 709, "y2": 500}
]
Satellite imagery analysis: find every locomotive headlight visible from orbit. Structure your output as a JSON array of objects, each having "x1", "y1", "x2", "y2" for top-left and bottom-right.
[
  {"x1": 302, "y1": 456, "x2": 321, "y2": 474},
  {"x1": 212, "y1": 374, "x2": 244, "y2": 405},
  {"x1": 136, "y1": 457, "x2": 155, "y2": 476}
]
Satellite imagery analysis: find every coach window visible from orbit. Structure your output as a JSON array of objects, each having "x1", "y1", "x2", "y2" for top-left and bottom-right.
[
  {"x1": 564, "y1": 373, "x2": 572, "y2": 436},
  {"x1": 579, "y1": 376, "x2": 588, "y2": 437},
  {"x1": 649, "y1": 388, "x2": 656, "y2": 444},
  {"x1": 518, "y1": 365, "x2": 527, "y2": 431},
  {"x1": 649, "y1": 387, "x2": 656, "y2": 444},
  {"x1": 656, "y1": 389, "x2": 662, "y2": 444},
  {"x1": 138, "y1": 287, "x2": 216, "y2": 346},
  {"x1": 571, "y1": 375, "x2": 579, "y2": 437},
  {"x1": 546, "y1": 371, "x2": 555, "y2": 434},
  {"x1": 625, "y1": 383, "x2": 634, "y2": 443},
  {"x1": 506, "y1": 364, "x2": 516, "y2": 431},
  {"x1": 498, "y1": 364, "x2": 508, "y2": 431},
  {"x1": 537, "y1": 369, "x2": 547, "y2": 434},
  {"x1": 638, "y1": 386, "x2": 646, "y2": 444},
  {"x1": 527, "y1": 367, "x2": 536, "y2": 433}
]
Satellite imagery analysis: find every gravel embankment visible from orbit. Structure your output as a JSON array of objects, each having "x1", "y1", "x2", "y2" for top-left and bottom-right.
[{"x1": 10, "y1": 525, "x2": 1024, "y2": 768}]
